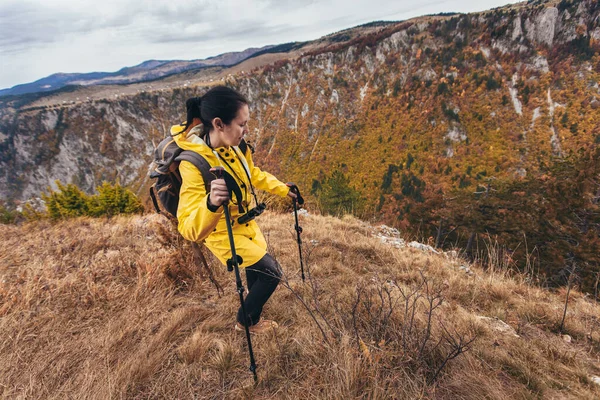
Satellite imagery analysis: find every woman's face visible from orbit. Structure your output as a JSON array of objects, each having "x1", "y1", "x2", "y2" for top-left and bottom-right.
[{"x1": 217, "y1": 104, "x2": 249, "y2": 147}]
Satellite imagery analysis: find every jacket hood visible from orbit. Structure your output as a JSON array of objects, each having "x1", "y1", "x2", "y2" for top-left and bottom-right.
[{"x1": 171, "y1": 124, "x2": 211, "y2": 154}]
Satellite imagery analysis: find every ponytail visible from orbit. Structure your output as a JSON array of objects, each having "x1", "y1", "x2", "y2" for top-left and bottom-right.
[
  {"x1": 177, "y1": 97, "x2": 202, "y2": 134},
  {"x1": 181, "y1": 86, "x2": 248, "y2": 137}
]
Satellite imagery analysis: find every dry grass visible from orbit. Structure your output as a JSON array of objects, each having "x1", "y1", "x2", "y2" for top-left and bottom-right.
[{"x1": 1, "y1": 212, "x2": 600, "y2": 399}]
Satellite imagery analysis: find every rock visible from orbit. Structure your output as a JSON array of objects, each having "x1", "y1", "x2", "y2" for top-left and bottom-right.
[
  {"x1": 512, "y1": 16, "x2": 523, "y2": 41},
  {"x1": 329, "y1": 90, "x2": 339, "y2": 104},
  {"x1": 509, "y1": 73, "x2": 523, "y2": 115},
  {"x1": 590, "y1": 376, "x2": 600, "y2": 386},
  {"x1": 377, "y1": 234, "x2": 406, "y2": 249},
  {"x1": 535, "y1": 7, "x2": 559, "y2": 47},
  {"x1": 459, "y1": 265, "x2": 475, "y2": 276},
  {"x1": 526, "y1": 8, "x2": 558, "y2": 47},
  {"x1": 408, "y1": 241, "x2": 439, "y2": 254},
  {"x1": 562, "y1": 334, "x2": 572, "y2": 343},
  {"x1": 301, "y1": 103, "x2": 309, "y2": 117},
  {"x1": 378, "y1": 225, "x2": 401, "y2": 237},
  {"x1": 530, "y1": 55, "x2": 549, "y2": 73},
  {"x1": 415, "y1": 68, "x2": 437, "y2": 81},
  {"x1": 445, "y1": 125, "x2": 467, "y2": 142},
  {"x1": 375, "y1": 225, "x2": 406, "y2": 248},
  {"x1": 476, "y1": 316, "x2": 520, "y2": 337},
  {"x1": 295, "y1": 208, "x2": 309, "y2": 217}
]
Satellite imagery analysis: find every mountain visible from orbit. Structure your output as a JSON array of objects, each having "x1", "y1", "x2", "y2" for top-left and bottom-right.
[
  {"x1": 0, "y1": 45, "x2": 275, "y2": 97},
  {"x1": 1, "y1": 212, "x2": 600, "y2": 398},
  {"x1": 0, "y1": 0, "x2": 598, "y2": 287}
]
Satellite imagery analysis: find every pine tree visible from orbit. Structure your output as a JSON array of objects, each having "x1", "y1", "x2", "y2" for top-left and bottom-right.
[
  {"x1": 87, "y1": 181, "x2": 144, "y2": 217},
  {"x1": 41, "y1": 180, "x2": 144, "y2": 220},
  {"x1": 314, "y1": 170, "x2": 363, "y2": 216},
  {"x1": 42, "y1": 181, "x2": 90, "y2": 219}
]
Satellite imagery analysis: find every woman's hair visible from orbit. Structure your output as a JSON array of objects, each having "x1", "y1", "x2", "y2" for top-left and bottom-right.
[{"x1": 183, "y1": 86, "x2": 248, "y2": 136}]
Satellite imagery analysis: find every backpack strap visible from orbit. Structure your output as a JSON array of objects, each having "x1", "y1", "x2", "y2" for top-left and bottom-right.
[
  {"x1": 238, "y1": 139, "x2": 254, "y2": 156},
  {"x1": 149, "y1": 186, "x2": 161, "y2": 213},
  {"x1": 175, "y1": 150, "x2": 244, "y2": 213},
  {"x1": 238, "y1": 139, "x2": 248, "y2": 155},
  {"x1": 175, "y1": 151, "x2": 214, "y2": 193}
]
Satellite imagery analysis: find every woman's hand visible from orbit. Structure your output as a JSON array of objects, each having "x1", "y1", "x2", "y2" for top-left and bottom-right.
[
  {"x1": 209, "y1": 179, "x2": 230, "y2": 207},
  {"x1": 287, "y1": 190, "x2": 297, "y2": 199}
]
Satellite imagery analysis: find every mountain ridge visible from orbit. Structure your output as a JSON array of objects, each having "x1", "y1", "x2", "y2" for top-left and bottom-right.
[{"x1": 0, "y1": 45, "x2": 275, "y2": 97}]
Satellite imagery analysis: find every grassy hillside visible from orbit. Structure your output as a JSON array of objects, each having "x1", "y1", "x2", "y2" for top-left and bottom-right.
[
  {"x1": 1, "y1": 211, "x2": 600, "y2": 398},
  {"x1": 2, "y1": 1, "x2": 599, "y2": 290}
]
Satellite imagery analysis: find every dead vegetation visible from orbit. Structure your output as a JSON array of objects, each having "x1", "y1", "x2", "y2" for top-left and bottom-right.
[{"x1": 1, "y1": 212, "x2": 600, "y2": 399}]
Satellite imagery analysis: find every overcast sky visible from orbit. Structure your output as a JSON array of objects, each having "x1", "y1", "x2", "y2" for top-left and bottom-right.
[{"x1": 0, "y1": 0, "x2": 521, "y2": 90}]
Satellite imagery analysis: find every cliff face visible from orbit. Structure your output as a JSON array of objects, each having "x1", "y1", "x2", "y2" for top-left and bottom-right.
[
  {"x1": 240, "y1": 0, "x2": 599, "y2": 191},
  {"x1": 0, "y1": 97, "x2": 163, "y2": 200},
  {"x1": 1, "y1": 0, "x2": 598, "y2": 204}
]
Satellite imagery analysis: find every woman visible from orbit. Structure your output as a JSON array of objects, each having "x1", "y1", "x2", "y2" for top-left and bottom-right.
[{"x1": 172, "y1": 86, "x2": 296, "y2": 334}]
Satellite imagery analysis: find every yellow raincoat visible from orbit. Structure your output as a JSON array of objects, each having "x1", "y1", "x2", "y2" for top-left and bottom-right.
[{"x1": 172, "y1": 124, "x2": 290, "y2": 267}]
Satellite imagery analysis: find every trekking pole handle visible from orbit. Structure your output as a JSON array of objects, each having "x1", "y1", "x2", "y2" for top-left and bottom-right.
[
  {"x1": 210, "y1": 166, "x2": 224, "y2": 179},
  {"x1": 209, "y1": 166, "x2": 232, "y2": 210},
  {"x1": 286, "y1": 183, "x2": 304, "y2": 205}
]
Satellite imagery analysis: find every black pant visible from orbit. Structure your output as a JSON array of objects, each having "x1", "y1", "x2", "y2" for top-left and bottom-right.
[{"x1": 236, "y1": 253, "x2": 282, "y2": 326}]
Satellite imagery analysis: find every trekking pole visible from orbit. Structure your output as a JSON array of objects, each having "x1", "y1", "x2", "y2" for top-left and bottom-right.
[
  {"x1": 286, "y1": 183, "x2": 305, "y2": 281},
  {"x1": 210, "y1": 166, "x2": 258, "y2": 383}
]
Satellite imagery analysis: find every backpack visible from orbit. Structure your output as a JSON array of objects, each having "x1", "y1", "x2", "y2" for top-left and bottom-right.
[
  {"x1": 149, "y1": 136, "x2": 251, "y2": 218},
  {"x1": 149, "y1": 136, "x2": 214, "y2": 218}
]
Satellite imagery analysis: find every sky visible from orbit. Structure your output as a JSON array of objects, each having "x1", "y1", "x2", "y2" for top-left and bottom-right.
[{"x1": 0, "y1": 0, "x2": 521, "y2": 90}]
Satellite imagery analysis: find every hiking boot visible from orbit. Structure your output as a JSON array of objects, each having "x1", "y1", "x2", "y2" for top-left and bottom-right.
[{"x1": 235, "y1": 318, "x2": 278, "y2": 334}]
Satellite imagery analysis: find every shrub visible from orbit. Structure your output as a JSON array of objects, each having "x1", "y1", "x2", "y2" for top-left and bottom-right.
[
  {"x1": 42, "y1": 180, "x2": 144, "y2": 220},
  {"x1": 381, "y1": 164, "x2": 401, "y2": 193},
  {"x1": 437, "y1": 82, "x2": 450, "y2": 95},
  {"x1": 42, "y1": 181, "x2": 90, "y2": 220},
  {"x1": 0, "y1": 202, "x2": 18, "y2": 224},
  {"x1": 486, "y1": 74, "x2": 501, "y2": 90},
  {"x1": 87, "y1": 181, "x2": 144, "y2": 217}
]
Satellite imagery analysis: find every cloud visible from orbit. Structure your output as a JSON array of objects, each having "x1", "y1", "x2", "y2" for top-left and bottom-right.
[
  {"x1": 0, "y1": 2, "x2": 58, "y2": 50},
  {"x1": 0, "y1": 0, "x2": 523, "y2": 89},
  {"x1": 118, "y1": 0, "x2": 308, "y2": 45},
  {"x1": 0, "y1": 0, "x2": 138, "y2": 54},
  {"x1": 0, "y1": 0, "x2": 447, "y2": 55}
]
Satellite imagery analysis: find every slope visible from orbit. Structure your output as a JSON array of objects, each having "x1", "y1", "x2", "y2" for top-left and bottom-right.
[{"x1": 1, "y1": 211, "x2": 600, "y2": 398}]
